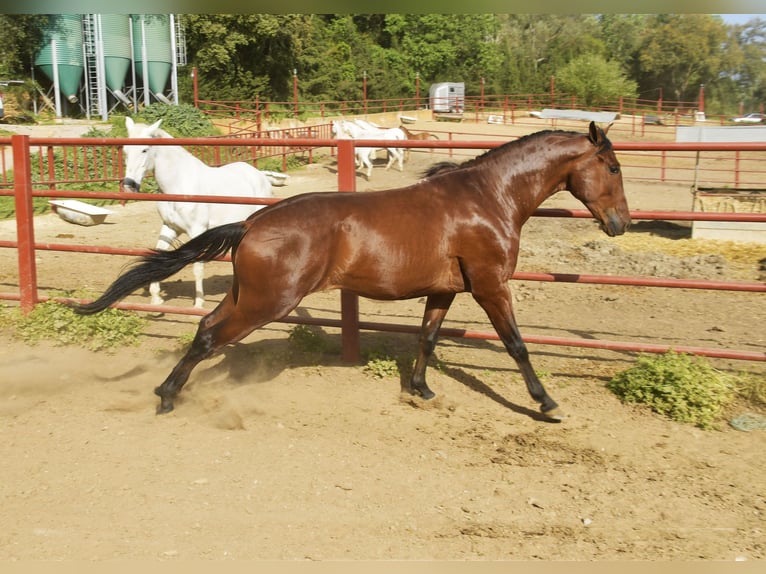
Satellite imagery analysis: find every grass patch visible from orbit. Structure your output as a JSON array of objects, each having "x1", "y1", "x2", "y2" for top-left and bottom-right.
[
  {"x1": 287, "y1": 324, "x2": 334, "y2": 355},
  {"x1": 362, "y1": 351, "x2": 402, "y2": 379},
  {"x1": 607, "y1": 351, "x2": 749, "y2": 430},
  {"x1": 0, "y1": 293, "x2": 146, "y2": 352}
]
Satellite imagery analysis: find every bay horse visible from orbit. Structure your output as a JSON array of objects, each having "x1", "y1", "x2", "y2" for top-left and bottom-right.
[
  {"x1": 120, "y1": 117, "x2": 276, "y2": 308},
  {"x1": 76, "y1": 121, "x2": 630, "y2": 419}
]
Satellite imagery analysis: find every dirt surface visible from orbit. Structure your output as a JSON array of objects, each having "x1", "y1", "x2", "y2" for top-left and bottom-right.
[{"x1": 0, "y1": 119, "x2": 765, "y2": 561}]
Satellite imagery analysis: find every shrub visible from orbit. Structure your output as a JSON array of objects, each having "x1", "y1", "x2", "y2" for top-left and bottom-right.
[
  {"x1": 287, "y1": 324, "x2": 331, "y2": 354},
  {"x1": 607, "y1": 351, "x2": 737, "y2": 429},
  {"x1": 2, "y1": 296, "x2": 146, "y2": 352},
  {"x1": 363, "y1": 352, "x2": 400, "y2": 379}
]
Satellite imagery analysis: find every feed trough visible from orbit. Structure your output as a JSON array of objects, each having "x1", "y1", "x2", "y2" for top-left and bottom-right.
[
  {"x1": 691, "y1": 188, "x2": 766, "y2": 243},
  {"x1": 49, "y1": 200, "x2": 114, "y2": 226},
  {"x1": 261, "y1": 171, "x2": 289, "y2": 187}
]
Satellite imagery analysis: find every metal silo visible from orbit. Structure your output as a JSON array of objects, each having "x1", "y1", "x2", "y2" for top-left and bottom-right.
[
  {"x1": 34, "y1": 14, "x2": 84, "y2": 105},
  {"x1": 131, "y1": 14, "x2": 172, "y2": 101},
  {"x1": 101, "y1": 14, "x2": 131, "y2": 94}
]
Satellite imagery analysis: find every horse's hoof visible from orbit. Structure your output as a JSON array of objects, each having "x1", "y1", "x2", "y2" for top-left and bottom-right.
[
  {"x1": 154, "y1": 387, "x2": 175, "y2": 414},
  {"x1": 412, "y1": 387, "x2": 435, "y2": 400},
  {"x1": 156, "y1": 401, "x2": 175, "y2": 415},
  {"x1": 541, "y1": 406, "x2": 566, "y2": 422}
]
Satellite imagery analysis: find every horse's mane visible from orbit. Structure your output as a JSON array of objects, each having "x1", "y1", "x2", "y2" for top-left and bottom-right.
[{"x1": 424, "y1": 127, "x2": 612, "y2": 177}]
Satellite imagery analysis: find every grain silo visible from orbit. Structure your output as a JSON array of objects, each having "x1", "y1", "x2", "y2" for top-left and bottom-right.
[{"x1": 34, "y1": 14, "x2": 84, "y2": 112}]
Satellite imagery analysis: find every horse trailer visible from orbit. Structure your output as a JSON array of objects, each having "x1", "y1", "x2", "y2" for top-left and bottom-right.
[{"x1": 429, "y1": 82, "x2": 464, "y2": 113}]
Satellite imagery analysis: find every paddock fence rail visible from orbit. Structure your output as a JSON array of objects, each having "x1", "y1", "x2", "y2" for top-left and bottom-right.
[{"x1": 0, "y1": 134, "x2": 764, "y2": 364}]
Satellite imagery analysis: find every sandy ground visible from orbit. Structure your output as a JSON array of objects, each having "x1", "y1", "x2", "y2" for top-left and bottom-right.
[{"x1": 0, "y1": 118, "x2": 764, "y2": 561}]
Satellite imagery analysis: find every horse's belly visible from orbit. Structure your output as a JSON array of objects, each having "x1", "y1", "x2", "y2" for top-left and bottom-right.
[{"x1": 332, "y1": 259, "x2": 466, "y2": 300}]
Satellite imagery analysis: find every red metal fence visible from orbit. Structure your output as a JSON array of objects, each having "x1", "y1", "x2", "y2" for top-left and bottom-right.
[
  {"x1": 3, "y1": 123, "x2": 765, "y2": 192},
  {"x1": 1, "y1": 134, "x2": 764, "y2": 363}
]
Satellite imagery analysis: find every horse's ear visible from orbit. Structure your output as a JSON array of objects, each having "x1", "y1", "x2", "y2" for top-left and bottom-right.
[
  {"x1": 588, "y1": 121, "x2": 605, "y2": 146},
  {"x1": 125, "y1": 116, "x2": 134, "y2": 131},
  {"x1": 148, "y1": 119, "x2": 163, "y2": 133}
]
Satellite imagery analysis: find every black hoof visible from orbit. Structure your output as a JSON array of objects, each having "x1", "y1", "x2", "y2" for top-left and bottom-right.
[
  {"x1": 407, "y1": 385, "x2": 435, "y2": 400},
  {"x1": 154, "y1": 387, "x2": 175, "y2": 415},
  {"x1": 156, "y1": 400, "x2": 175, "y2": 415}
]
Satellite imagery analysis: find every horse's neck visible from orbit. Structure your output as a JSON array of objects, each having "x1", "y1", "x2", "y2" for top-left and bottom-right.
[
  {"x1": 497, "y1": 136, "x2": 586, "y2": 218},
  {"x1": 153, "y1": 145, "x2": 208, "y2": 190}
]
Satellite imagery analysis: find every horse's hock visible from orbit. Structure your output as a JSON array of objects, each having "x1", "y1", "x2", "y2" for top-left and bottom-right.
[{"x1": 692, "y1": 188, "x2": 766, "y2": 243}]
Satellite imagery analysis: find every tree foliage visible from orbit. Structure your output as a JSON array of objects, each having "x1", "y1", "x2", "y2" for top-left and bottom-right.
[
  {"x1": 1, "y1": 13, "x2": 764, "y2": 115},
  {"x1": 556, "y1": 54, "x2": 638, "y2": 106}
]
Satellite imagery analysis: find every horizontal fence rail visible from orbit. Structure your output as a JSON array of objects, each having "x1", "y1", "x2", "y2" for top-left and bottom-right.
[
  {"x1": 3, "y1": 128, "x2": 765, "y2": 190},
  {"x1": 1, "y1": 134, "x2": 764, "y2": 364}
]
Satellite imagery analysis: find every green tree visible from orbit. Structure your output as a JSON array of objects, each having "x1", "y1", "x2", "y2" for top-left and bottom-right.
[
  {"x1": 555, "y1": 53, "x2": 638, "y2": 106},
  {"x1": 0, "y1": 14, "x2": 49, "y2": 78},
  {"x1": 598, "y1": 14, "x2": 649, "y2": 78},
  {"x1": 637, "y1": 14, "x2": 730, "y2": 103},
  {"x1": 180, "y1": 14, "x2": 314, "y2": 102},
  {"x1": 383, "y1": 14, "x2": 503, "y2": 93},
  {"x1": 729, "y1": 17, "x2": 766, "y2": 111},
  {"x1": 495, "y1": 15, "x2": 603, "y2": 95}
]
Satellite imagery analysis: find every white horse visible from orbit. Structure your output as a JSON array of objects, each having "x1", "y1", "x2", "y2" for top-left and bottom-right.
[
  {"x1": 331, "y1": 120, "x2": 405, "y2": 178},
  {"x1": 120, "y1": 116, "x2": 276, "y2": 308}
]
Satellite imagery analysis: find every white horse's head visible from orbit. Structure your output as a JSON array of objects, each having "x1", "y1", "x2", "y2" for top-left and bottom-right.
[
  {"x1": 120, "y1": 116, "x2": 168, "y2": 193},
  {"x1": 331, "y1": 120, "x2": 353, "y2": 139}
]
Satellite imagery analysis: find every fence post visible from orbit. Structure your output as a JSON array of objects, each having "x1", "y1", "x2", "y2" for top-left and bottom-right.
[
  {"x1": 336, "y1": 139, "x2": 360, "y2": 362},
  {"x1": 12, "y1": 135, "x2": 38, "y2": 313}
]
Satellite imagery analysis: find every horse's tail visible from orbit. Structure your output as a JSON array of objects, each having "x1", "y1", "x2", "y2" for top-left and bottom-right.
[{"x1": 72, "y1": 221, "x2": 248, "y2": 315}]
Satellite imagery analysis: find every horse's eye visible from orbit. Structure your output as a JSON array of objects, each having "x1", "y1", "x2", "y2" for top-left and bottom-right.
[{"x1": 609, "y1": 165, "x2": 620, "y2": 175}]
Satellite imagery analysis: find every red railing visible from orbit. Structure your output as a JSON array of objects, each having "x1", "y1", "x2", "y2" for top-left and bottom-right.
[{"x1": 1, "y1": 134, "x2": 764, "y2": 363}]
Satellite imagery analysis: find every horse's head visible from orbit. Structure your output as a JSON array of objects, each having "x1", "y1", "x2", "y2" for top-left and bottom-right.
[
  {"x1": 567, "y1": 122, "x2": 631, "y2": 237},
  {"x1": 331, "y1": 120, "x2": 351, "y2": 139},
  {"x1": 120, "y1": 117, "x2": 164, "y2": 193}
]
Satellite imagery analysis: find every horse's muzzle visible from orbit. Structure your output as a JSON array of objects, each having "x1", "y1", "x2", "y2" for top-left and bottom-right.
[
  {"x1": 601, "y1": 209, "x2": 631, "y2": 237},
  {"x1": 120, "y1": 178, "x2": 140, "y2": 193}
]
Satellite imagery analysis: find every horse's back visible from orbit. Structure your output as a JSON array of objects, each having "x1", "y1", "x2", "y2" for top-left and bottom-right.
[
  {"x1": 189, "y1": 162, "x2": 270, "y2": 228},
  {"x1": 214, "y1": 162, "x2": 273, "y2": 198}
]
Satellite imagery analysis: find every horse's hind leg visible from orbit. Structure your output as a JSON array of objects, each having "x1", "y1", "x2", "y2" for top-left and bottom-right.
[
  {"x1": 154, "y1": 281, "x2": 306, "y2": 413},
  {"x1": 154, "y1": 294, "x2": 268, "y2": 413},
  {"x1": 472, "y1": 284, "x2": 563, "y2": 421},
  {"x1": 192, "y1": 261, "x2": 205, "y2": 308},
  {"x1": 407, "y1": 293, "x2": 456, "y2": 399}
]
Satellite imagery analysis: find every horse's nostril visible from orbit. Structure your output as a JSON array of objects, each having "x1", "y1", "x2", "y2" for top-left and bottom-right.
[{"x1": 120, "y1": 178, "x2": 140, "y2": 192}]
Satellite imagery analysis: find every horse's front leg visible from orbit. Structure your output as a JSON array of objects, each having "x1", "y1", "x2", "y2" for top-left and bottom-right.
[
  {"x1": 472, "y1": 283, "x2": 563, "y2": 421},
  {"x1": 406, "y1": 293, "x2": 456, "y2": 399},
  {"x1": 150, "y1": 223, "x2": 178, "y2": 306}
]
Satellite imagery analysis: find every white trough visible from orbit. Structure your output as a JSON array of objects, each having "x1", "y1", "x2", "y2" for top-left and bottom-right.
[
  {"x1": 49, "y1": 199, "x2": 114, "y2": 226},
  {"x1": 261, "y1": 171, "x2": 290, "y2": 187}
]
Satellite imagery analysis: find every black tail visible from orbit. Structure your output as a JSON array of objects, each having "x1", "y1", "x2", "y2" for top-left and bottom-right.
[{"x1": 72, "y1": 221, "x2": 248, "y2": 315}]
